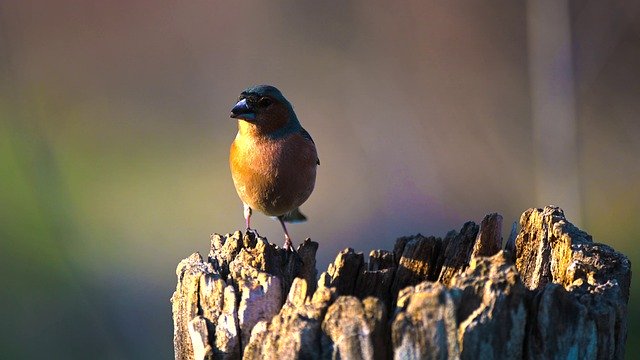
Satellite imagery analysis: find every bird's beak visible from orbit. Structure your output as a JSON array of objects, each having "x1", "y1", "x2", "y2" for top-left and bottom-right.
[{"x1": 230, "y1": 98, "x2": 256, "y2": 121}]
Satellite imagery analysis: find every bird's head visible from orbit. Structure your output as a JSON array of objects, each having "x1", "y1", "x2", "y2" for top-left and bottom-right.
[{"x1": 230, "y1": 85, "x2": 299, "y2": 135}]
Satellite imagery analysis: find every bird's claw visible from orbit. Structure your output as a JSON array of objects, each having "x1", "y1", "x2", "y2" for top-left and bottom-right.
[
  {"x1": 283, "y1": 236, "x2": 298, "y2": 254},
  {"x1": 245, "y1": 227, "x2": 260, "y2": 238}
]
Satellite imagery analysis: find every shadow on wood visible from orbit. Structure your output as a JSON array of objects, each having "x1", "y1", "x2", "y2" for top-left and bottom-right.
[{"x1": 171, "y1": 206, "x2": 631, "y2": 359}]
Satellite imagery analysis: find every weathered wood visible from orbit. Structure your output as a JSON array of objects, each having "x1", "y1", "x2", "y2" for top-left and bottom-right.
[
  {"x1": 172, "y1": 206, "x2": 631, "y2": 359},
  {"x1": 172, "y1": 253, "x2": 215, "y2": 360},
  {"x1": 321, "y1": 296, "x2": 387, "y2": 360},
  {"x1": 390, "y1": 234, "x2": 444, "y2": 302},
  {"x1": 172, "y1": 231, "x2": 315, "y2": 360},
  {"x1": 470, "y1": 213, "x2": 503, "y2": 259},
  {"x1": 242, "y1": 278, "x2": 334, "y2": 360},
  {"x1": 319, "y1": 248, "x2": 365, "y2": 296},
  {"x1": 515, "y1": 206, "x2": 631, "y2": 359},
  {"x1": 453, "y1": 251, "x2": 526, "y2": 359},
  {"x1": 392, "y1": 282, "x2": 460, "y2": 359},
  {"x1": 354, "y1": 250, "x2": 396, "y2": 308},
  {"x1": 437, "y1": 222, "x2": 480, "y2": 286}
]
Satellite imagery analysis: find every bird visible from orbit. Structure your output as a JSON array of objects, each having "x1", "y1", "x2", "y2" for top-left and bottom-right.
[{"x1": 229, "y1": 85, "x2": 319, "y2": 251}]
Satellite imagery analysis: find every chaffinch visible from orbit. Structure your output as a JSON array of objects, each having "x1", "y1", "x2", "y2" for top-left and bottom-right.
[{"x1": 229, "y1": 85, "x2": 319, "y2": 250}]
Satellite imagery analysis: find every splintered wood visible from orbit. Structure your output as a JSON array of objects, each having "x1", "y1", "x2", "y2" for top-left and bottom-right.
[{"x1": 172, "y1": 206, "x2": 631, "y2": 359}]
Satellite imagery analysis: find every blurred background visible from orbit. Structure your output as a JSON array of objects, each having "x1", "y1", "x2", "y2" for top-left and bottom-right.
[{"x1": 1, "y1": 1, "x2": 638, "y2": 358}]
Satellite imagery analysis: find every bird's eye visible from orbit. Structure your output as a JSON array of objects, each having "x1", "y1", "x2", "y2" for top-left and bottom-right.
[{"x1": 258, "y1": 97, "x2": 272, "y2": 107}]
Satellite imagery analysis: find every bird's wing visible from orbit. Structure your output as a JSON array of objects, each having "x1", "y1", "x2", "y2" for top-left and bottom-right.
[{"x1": 299, "y1": 127, "x2": 320, "y2": 165}]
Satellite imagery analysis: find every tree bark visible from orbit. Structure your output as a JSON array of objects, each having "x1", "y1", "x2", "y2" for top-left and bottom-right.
[{"x1": 171, "y1": 206, "x2": 631, "y2": 359}]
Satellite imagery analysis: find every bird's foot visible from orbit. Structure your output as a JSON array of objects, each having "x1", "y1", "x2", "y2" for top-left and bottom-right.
[
  {"x1": 245, "y1": 227, "x2": 261, "y2": 238},
  {"x1": 283, "y1": 236, "x2": 298, "y2": 254}
]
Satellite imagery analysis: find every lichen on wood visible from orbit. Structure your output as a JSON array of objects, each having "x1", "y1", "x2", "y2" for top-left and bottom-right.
[{"x1": 172, "y1": 206, "x2": 631, "y2": 359}]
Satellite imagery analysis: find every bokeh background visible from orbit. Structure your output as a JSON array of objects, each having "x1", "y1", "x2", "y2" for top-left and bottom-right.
[{"x1": 1, "y1": 1, "x2": 638, "y2": 358}]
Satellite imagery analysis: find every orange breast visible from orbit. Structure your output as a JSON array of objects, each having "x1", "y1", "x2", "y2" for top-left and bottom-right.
[{"x1": 229, "y1": 132, "x2": 317, "y2": 216}]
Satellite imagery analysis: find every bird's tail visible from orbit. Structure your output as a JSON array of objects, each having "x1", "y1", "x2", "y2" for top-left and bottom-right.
[{"x1": 280, "y1": 207, "x2": 307, "y2": 223}]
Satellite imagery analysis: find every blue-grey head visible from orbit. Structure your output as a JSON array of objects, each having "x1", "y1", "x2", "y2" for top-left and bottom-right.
[{"x1": 230, "y1": 85, "x2": 300, "y2": 133}]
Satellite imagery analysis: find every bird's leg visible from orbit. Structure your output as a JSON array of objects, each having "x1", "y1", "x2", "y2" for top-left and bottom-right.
[
  {"x1": 244, "y1": 203, "x2": 252, "y2": 229},
  {"x1": 277, "y1": 216, "x2": 296, "y2": 253},
  {"x1": 244, "y1": 203, "x2": 259, "y2": 237}
]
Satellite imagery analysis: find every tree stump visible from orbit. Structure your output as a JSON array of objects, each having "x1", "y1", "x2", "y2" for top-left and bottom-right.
[{"x1": 171, "y1": 206, "x2": 631, "y2": 359}]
